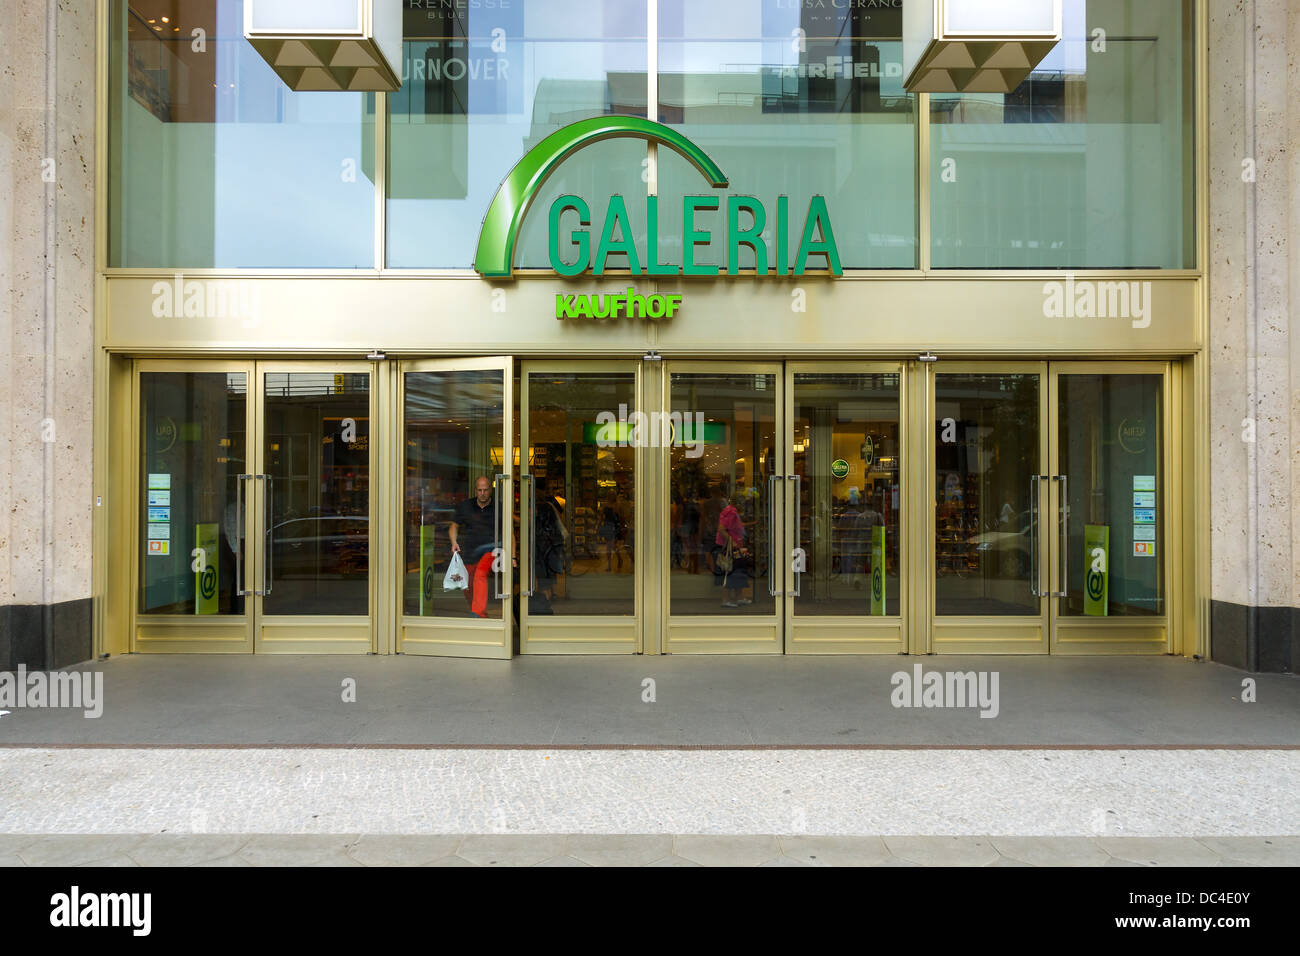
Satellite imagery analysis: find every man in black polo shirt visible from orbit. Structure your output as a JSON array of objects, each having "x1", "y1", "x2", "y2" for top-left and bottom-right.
[{"x1": 450, "y1": 475, "x2": 497, "y2": 617}]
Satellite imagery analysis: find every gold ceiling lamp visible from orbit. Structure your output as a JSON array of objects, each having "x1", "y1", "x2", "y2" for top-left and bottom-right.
[
  {"x1": 903, "y1": 0, "x2": 1062, "y2": 94},
  {"x1": 244, "y1": 0, "x2": 402, "y2": 92}
]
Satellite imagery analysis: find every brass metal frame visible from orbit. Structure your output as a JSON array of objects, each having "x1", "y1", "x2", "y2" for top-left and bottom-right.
[{"x1": 519, "y1": 361, "x2": 643, "y2": 654}]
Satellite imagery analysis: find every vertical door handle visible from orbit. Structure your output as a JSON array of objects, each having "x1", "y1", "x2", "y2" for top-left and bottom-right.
[
  {"x1": 493, "y1": 472, "x2": 509, "y2": 600},
  {"x1": 1029, "y1": 474, "x2": 1042, "y2": 597},
  {"x1": 1051, "y1": 474, "x2": 1068, "y2": 598},
  {"x1": 261, "y1": 474, "x2": 273, "y2": 596},
  {"x1": 766, "y1": 474, "x2": 783, "y2": 597},
  {"x1": 236, "y1": 474, "x2": 251, "y2": 597},
  {"x1": 788, "y1": 474, "x2": 801, "y2": 597},
  {"x1": 521, "y1": 474, "x2": 535, "y2": 597}
]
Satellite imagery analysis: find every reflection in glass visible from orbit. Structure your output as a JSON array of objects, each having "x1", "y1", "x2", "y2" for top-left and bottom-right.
[
  {"x1": 138, "y1": 372, "x2": 247, "y2": 615},
  {"x1": 792, "y1": 373, "x2": 901, "y2": 616},
  {"x1": 404, "y1": 370, "x2": 505, "y2": 620},
  {"x1": 109, "y1": 0, "x2": 375, "y2": 267},
  {"x1": 263, "y1": 372, "x2": 370, "y2": 616},
  {"x1": 388, "y1": 0, "x2": 648, "y2": 267},
  {"x1": 1059, "y1": 374, "x2": 1164, "y2": 617},
  {"x1": 929, "y1": 0, "x2": 1194, "y2": 268},
  {"x1": 669, "y1": 373, "x2": 777, "y2": 615},
  {"x1": 526, "y1": 373, "x2": 636, "y2": 616},
  {"x1": 934, "y1": 374, "x2": 1040, "y2": 616},
  {"x1": 657, "y1": 0, "x2": 916, "y2": 269}
]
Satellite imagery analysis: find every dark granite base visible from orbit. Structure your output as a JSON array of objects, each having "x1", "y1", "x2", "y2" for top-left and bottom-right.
[
  {"x1": 1210, "y1": 600, "x2": 1299, "y2": 673},
  {"x1": 0, "y1": 599, "x2": 93, "y2": 670}
]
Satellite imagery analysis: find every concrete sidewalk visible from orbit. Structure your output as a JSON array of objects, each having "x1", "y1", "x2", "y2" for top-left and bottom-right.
[
  {"x1": 4, "y1": 833, "x2": 1298, "y2": 867},
  {"x1": 0, "y1": 654, "x2": 1295, "y2": 747}
]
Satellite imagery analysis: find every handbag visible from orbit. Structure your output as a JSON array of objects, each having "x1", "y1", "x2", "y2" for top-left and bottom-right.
[{"x1": 716, "y1": 538, "x2": 735, "y2": 574}]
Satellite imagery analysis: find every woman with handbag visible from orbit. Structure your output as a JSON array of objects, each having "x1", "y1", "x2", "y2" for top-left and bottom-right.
[{"x1": 714, "y1": 494, "x2": 751, "y2": 608}]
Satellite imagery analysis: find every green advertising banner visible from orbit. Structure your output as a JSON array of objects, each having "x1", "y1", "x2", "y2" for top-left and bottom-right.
[
  {"x1": 870, "y1": 525, "x2": 886, "y2": 616},
  {"x1": 194, "y1": 523, "x2": 219, "y2": 615},
  {"x1": 419, "y1": 524, "x2": 437, "y2": 616},
  {"x1": 1084, "y1": 524, "x2": 1109, "y2": 617}
]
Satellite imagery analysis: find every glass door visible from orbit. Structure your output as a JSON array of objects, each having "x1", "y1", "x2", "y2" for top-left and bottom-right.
[
  {"x1": 662, "y1": 364, "x2": 784, "y2": 654},
  {"x1": 251, "y1": 362, "x2": 375, "y2": 653},
  {"x1": 930, "y1": 364, "x2": 1049, "y2": 653},
  {"x1": 520, "y1": 363, "x2": 641, "y2": 653},
  {"x1": 785, "y1": 363, "x2": 906, "y2": 653},
  {"x1": 1048, "y1": 363, "x2": 1170, "y2": 653},
  {"x1": 398, "y1": 358, "x2": 514, "y2": 659},
  {"x1": 134, "y1": 361, "x2": 254, "y2": 653}
]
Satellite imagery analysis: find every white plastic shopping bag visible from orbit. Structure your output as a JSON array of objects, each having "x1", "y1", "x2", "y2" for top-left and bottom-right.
[{"x1": 443, "y1": 551, "x2": 469, "y2": 591}]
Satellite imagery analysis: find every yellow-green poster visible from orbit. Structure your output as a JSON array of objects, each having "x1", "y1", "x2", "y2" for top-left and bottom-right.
[
  {"x1": 195, "y1": 523, "x2": 219, "y2": 615},
  {"x1": 870, "y1": 525, "x2": 886, "y2": 616},
  {"x1": 419, "y1": 524, "x2": 436, "y2": 615},
  {"x1": 1084, "y1": 524, "x2": 1109, "y2": 616}
]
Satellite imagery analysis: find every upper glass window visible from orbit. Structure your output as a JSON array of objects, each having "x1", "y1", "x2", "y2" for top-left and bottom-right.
[
  {"x1": 387, "y1": 0, "x2": 648, "y2": 269},
  {"x1": 928, "y1": 0, "x2": 1195, "y2": 269},
  {"x1": 657, "y1": 0, "x2": 917, "y2": 270},
  {"x1": 108, "y1": 1, "x2": 376, "y2": 268}
]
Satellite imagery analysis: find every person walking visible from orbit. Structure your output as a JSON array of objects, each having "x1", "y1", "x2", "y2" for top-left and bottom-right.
[
  {"x1": 449, "y1": 475, "x2": 498, "y2": 618},
  {"x1": 715, "y1": 493, "x2": 751, "y2": 608}
]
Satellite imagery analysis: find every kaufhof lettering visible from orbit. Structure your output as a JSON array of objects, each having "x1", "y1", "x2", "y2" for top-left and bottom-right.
[
  {"x1": 548, "y1": 194, "x2": 841, "y2": 278},
  {"x1": 555, "y1": 287, "x2": 682, "y2": 321}
]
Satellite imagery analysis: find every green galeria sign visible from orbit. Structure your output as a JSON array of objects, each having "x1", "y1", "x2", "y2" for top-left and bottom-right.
[
  {"x1": 1084, "y1": 524, "x2": 1109, "y2": 616},
  {"x1": 474, "y1": 116, "x2": 842, "y2": 279}
]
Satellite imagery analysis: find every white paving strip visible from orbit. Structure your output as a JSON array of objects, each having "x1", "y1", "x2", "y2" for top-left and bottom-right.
[{"x1": 1, "y1": 748, "x2": 1298, "y2": 836}]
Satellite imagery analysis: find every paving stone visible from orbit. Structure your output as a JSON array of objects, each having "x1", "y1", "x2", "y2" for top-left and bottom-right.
[
  {"x1": 759, "y1": 856, "x2": 810, "y2": 866},
  {"x1": 347, "y1": 835, "x2": 463, "y2": 867},
  {"x1": 1097, "y1": 837, "x2": 1224, "y2": 867},
  {"x1": 424, "y1": 856, "x2": 477, "y2": 866},
  {"x1": 779, "y1": 835, "x2": 892, "y2": 867},
  {"x1": 673, "y1": 835, "x2": 783, "y2": 867},
  {"x1": 17, "y1": 835, "x2": 147, "y2": 867},
  {"x1": 237, "y1": 834, "x2": 361, "y2": 867},
  {"x1": 567, "y1": 834, "x2": 674, "y2": 867},
  {"x1": 991, "y1": 837, "x2": 1110, "y2": 867},
  {"x1": 457, "y1": 835, "x2": 568, "y2": 867},
  {"x1": 1194, "y1": 837, "x2": 1300, "y2": 866},
  {"x1": 192, "y1": 855, "x2": 253, "y2": 867},
  {"x1": 1103, "y1": 858, "x2": 1145, "y2": 866},
  {"x1": 883, "y1": 836, "x2": 999, "y2": 867},
  {"x1": 0, "y1": 853, "x2": 28, "y2": 867},
  {"x1": 77, "y1": 854, "x2": 140, "y2": 867},
  {"x1": 127, "y1": 835, "x2": 251, "y2": 867},
  {"x1": 535, "y1": 856, "x2": 591, "y2": 866},
  {"x1": 645, "y1": 855, "x2": 700, "y2": 866}
]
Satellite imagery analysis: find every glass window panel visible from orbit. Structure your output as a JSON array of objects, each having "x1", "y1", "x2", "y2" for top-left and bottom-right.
[
  {"x1": 404, "y1": 369, "x2": 506, "y2": 619},
  {"x1": 792, "y1": 372, "x2": 901, "y2": 616},
  {"x1": 263, "y1": 372, "x2": 371, "y2": 615},
  {"x1": 934, "y1": 373, "x2": 1040, "y2": 616},
  {"x1": 1059, "y1": 373, "x2": 1164, "y2": 616},
  {"x1": 387, "y1": 0, "x2": 648, "y2": 268},
  {"x1": 526, "y1": 372, "x2": 636, "y2": 616},
  {"x1": 139, "y1": 372, "x2": 247, "y2": 616},
  {"x1": 929, "y1": 0, "x2": 1195, "y2": 268},
  {"x1": 657, "y1": 0, "x2": 917, "y2": 270},
  {"x1": 109, "y1": 1, "x2": 375, "y2": 267},
  {"x1": 669, "y1": 372, "x2": 777, "y2": 615}
]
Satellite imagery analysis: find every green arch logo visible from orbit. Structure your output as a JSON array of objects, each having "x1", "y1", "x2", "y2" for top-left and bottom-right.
[{"x1": 473, "y1": 116, "x2": 728, "y2": 278}]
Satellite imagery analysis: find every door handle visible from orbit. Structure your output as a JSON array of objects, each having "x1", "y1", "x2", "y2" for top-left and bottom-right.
[
  {"x1": 787, "y1": 474, "x2": 801, "y2": 597},
  {"x1": 1029, "y1": 474, "x2": 1042, "y2": 598},
  {"x1": 1050, "y1": 474, "x2": 1068, "y2": 598},
  {"x1": 521, "y1": 474, "x2": 535, "y2": 597},
  {"x1": 493, "y1": 472, "x2": 510, "y2": 600},
  {"x1": 262, "y1": 474, "x2": 273, "y2": 596},
  {"x1": 236, "y1": 474, "x2": 251, "y2": 597},
  {"x1": 766, "y1": 474, "x2": 783, "y2": 597}
]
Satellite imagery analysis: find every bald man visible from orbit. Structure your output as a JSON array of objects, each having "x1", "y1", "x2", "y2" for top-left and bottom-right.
[{"x1": 450, "y1": 475, "x2": 497, "y2": 618}]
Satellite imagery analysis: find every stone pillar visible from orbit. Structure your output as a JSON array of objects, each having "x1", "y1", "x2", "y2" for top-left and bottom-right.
[
  {"x1": 0, "y1": 0, "x2": 96, "y2": 669},
  {"x1": 1207, "y1": 0, "x2": 1300, "y2": 672}
]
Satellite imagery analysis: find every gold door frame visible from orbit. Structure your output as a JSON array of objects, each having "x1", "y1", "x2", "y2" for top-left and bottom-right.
[
  {"x1": 660, "y1": 361, "x2": 785, "y2": 655},
  {"x1": 519, "y1": 361, "x2": 643, "y2": 654},
  {"x1": 251, "y1": 360, "x2": 379, "y2": 655},
  {"x1": 131, "y1": 358, "x2": 257, "y2": 654},
  {"x1": 396, "y1": 356, "x2": 515, "y2": 659},
  {"x1": 1047, "y1": 361, "x2": 1174, "y2": 655},
  {"x1": 926, "y1": 361, "x2": 1051, "y2": 655},
  {"x1": 784, "y1": 361, "x2": 909, "y2": 654}
]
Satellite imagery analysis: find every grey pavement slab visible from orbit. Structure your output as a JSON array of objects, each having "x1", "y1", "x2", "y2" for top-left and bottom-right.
[{"x1": 0, "y1": 654, "x2": 1294, "y2": 747}]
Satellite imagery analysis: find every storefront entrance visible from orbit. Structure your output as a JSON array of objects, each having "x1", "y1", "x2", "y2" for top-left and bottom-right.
[{"x1": 125, "y1": 357, "x2": 1176, "y2": 657}]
